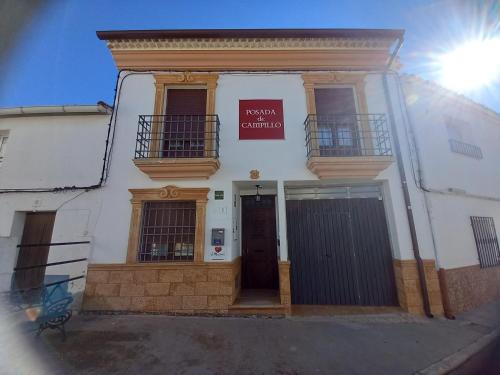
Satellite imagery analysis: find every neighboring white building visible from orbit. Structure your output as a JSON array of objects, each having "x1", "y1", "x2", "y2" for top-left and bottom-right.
[
  {"x1": 0, "y1": 104, "x2": 111, "y2": 306},
  {"x1": 401, "y1": 76, "x2": 500, "y2": 316},
  {"x1": 1, "y1": 28, "x2": 498, "y2": 317}
]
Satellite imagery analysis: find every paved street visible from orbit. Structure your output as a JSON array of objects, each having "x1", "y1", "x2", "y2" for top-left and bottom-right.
[
  {"x1": 448, "y1": 336, "x2": 500, "y2": 375},
  {"x1": 1, "y1": 300, "x2": 499, "y2": 375}
]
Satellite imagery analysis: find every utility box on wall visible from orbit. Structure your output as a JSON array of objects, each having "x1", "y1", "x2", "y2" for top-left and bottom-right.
[{"x1": 211, "y1": 228, "x2": 225, "y2": 246}]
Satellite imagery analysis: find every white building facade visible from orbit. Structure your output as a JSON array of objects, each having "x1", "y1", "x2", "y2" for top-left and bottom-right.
[
  {"x1": 1, "y1": 29, "x2": 498, "y2": 316},
  {"x1": 402, "y1": 76, "x2": 500, "y2": 316},
  {"x1": 79, "y1": 28, "x2": 443, "y2": 316},
  {"x1": 0, "y1": 104, "x2": 111, "y2": 306}
]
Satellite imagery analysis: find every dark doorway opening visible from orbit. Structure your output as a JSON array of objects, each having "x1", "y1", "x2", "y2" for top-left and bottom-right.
[
  {"x1": 241, "y1": 195, "x2": 279, "y2": 290},
  {"x1": 13, "y1": 212, "x2": 56, "y2": 296}
]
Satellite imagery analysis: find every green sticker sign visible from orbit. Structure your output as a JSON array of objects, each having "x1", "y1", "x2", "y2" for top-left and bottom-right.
[{"x1": 214, "y1": 191, "x2": 224, "y2": 200}]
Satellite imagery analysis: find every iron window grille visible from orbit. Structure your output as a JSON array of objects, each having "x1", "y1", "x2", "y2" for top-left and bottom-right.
[
  {"x1": 449, "y1": 139, "x2": 483, "y2": 160},
  {"x1": 138, "y1": 201, "x2": 196, "y2": 262},
  {"x1": 470, "y1": 216, "x2": 500, "y2": 268},
  {"x1": 135, "y1": 114, "x2": 220, "y2": 159},
  {"x1": 304, "y1": 114, "x2": 392, "y2": 158},
  {"x1": 0, "y1": 134, "x2": 8, "y2": 165}
]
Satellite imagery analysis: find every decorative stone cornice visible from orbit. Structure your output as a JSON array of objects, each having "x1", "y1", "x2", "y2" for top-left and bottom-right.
[
  {"x1": 306, "y1": 156, "x2": 393, "y2": 179},
  {"x1": 129, "y1": 185, "x2": 210, "y2": 203},
  {"x1": 107, "y1": 37, "x2": 394, "y2": 51},
  {"x1": 133, "y1": 158, "x2": 220, "y2": 180},
  {"x1": 159, "y1": 185, "x2": 180, "y2": 199}
]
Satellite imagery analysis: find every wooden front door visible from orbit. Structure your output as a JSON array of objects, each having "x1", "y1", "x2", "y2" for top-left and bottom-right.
[
  {"x1": 241, "y1": 196, "x2": 279, "y2": 289},
  {"x1": 13, "y1": 212, "x2": 56, "y2": 292}
]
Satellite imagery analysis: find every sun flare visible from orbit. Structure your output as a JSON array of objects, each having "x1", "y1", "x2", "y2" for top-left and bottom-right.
[{"x1": 437, "y1": 38, "x2": 500, "y2": 92}]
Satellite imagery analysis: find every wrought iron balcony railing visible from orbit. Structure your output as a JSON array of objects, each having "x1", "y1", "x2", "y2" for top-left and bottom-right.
[
  {"x1": 135, "y1": 115, "x2": 220, "y2": 159},
  {"x1": 304, "y1": 114, "x2": 392, "y2": 158}
]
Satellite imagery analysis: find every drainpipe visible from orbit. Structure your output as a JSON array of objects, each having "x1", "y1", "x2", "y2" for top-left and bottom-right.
[{"x1": 382, "y1": 72, "x2": 433, "y2": 318}]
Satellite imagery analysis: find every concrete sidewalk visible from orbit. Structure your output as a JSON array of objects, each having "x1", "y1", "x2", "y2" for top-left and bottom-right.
[{"x1": 1, "y1": 300, "x2": 499, "y2": 375}]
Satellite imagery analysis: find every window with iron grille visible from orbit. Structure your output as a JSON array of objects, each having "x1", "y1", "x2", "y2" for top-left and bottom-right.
[
  {"x1": 449, "y1": 139, "x2": 483, "y2": 159},
  {"x1": 0, "y1": 134, "x2": 8, "y2": 165},
  {"x1": 445, "y1": 117, "x2": 483, "y2": 160},
  {"x1": 470, "y1": 216, "x2": 500, "y2": 268},
  {"x1": 138, "y1": 201, "x2": 196, "y2": 262}
]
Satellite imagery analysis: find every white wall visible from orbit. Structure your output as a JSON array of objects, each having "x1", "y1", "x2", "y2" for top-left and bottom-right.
[
  {"x1": 0, "y1": 114, "x2": 109, "y2": 297},
  {"x1": 90, "y1": 71, "x2": 419, "y2": 265},
  {"x1": 0, "y1": 115, "x2": 108, "y2": 189},
  {"x1": 0, "y1": 212, "x2": 25, "y2": 291},
  {"x1": 427, "y1": 193, "x2": 500, "y2": 268},
  {"x1": 404, "y1": 79, "x2": 500, "y2": 198},
  {"x1": 402, "y1": 77, "x2": 500, "y2": 269},
  {"x1": 379, "y1": 75, "x2": 442, "y2": 263}
]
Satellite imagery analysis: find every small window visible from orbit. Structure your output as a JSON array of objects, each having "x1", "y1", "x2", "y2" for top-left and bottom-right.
[
  {"x1": 446, "y1": 117, "x2": 483, "y2": 159},
  {"x1": 318, "y1": 127, "x2": 333, "y2": 146},
  {"x1": 138, "y1": 201, "x2": 196, "y2": 262},
  {"x1": 470, "y1": 216, "x2": 500, "y2": 268},
  {"x1": 0, "y1": 134, "x2": 8, "y2": 164},
  {"x1": 337, "y1": 126, "x2": 354, "y2": 147},
  {"x1": 449, "y1": 139, "x2": 483, "y2": 159}
]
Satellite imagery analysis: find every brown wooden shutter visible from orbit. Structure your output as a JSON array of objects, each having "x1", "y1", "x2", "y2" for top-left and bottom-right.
[
  {"x1": 163, "y1": 89, "x2": 207, "y2": 158},
  {"x1": 314, "y1": 88, "x2": 356, "y2": 115},
  {"x1": 165, "y1": 89, "x2": 207, "y2": 115}
]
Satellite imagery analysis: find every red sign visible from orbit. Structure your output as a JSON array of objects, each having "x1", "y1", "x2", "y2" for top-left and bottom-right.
[{"x1": 239, "y1": 99, "x2": 284, "y2": 140}]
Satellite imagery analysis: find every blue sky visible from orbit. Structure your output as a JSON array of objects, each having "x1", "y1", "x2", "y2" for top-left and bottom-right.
[{"x1": 1, "y1": 0, "x2": 498, "y2": 111}]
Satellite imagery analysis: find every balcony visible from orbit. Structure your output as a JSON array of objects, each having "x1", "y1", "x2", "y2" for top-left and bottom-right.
[
  {"x1": 304, "y1": 114, "x2": 393, "y2": 179},
  {"x1": 134, "y1": 114, "x2": 220, "y2": 179}
]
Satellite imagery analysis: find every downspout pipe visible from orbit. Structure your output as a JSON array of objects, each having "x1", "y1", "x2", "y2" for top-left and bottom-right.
[{"x1": 383, "y1": 37, "x2": 433, "y2": 318}]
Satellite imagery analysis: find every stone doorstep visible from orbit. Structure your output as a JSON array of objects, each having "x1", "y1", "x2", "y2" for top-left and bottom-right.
[
  {"x1": 227, "y1": 303, "x2": 287, "y2": 316},
  {"x1": 290, "y1": 304, "x2": 404, "y2": 316}
]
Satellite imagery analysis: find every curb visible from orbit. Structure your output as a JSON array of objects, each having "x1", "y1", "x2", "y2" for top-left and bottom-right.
[{"x1": 415, "y1": 326, "x2": 500, "y2": 375}]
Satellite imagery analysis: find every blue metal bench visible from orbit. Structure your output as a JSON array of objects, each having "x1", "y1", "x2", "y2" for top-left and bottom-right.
[
  {"x1": 12, "y1": 240, "x2": 88, "y2": 341},
  {"x1": 35, "y1": 283, "x2": 73, "y2": 341}
]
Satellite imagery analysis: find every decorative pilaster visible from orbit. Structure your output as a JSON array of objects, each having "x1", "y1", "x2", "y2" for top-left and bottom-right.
[{"x1": 195, "y1": 200, "x2": 207, "y2": 262}]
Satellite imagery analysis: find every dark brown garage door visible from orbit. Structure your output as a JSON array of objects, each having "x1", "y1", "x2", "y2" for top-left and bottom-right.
[{"x1": 286, "y1": 196, "x2": 398, "y2": 306}]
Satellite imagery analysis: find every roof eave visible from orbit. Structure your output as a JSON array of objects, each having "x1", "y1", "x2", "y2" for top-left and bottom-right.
[
  {"x1": 96, "y1": 28, "x2": 404, "y2": 41},
  {"x1": 0, "y1": 102, "x2": 113, "y2": 119}
]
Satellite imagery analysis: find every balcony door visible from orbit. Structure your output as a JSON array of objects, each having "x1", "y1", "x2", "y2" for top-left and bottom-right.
[
  {"x1": 314, "y1": 87, "x2": 361, "y2": 156},
  {"x1": 163, "y1": 89, "x2": 207, "y2": 158}
]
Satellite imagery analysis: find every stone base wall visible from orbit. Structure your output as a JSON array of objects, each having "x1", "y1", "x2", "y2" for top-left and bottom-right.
[
  {"x1": 438, "y1": 264, "x2": 500, "y2": 317},
  {"x1": 278, "y1": 261, "x2": 291, "y2": 314},
  {"x1": 393, "y1": 259, "x2": 444, "y2": 315},
  {"x1": 83, "y1": 257, "x2": 241, "y2": 314}
]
